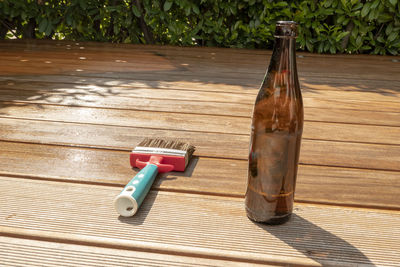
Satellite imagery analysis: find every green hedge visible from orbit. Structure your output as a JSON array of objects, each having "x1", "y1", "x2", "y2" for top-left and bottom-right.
[{"x1": 1, "y1": 0, "x2": 399, "y2": 55}]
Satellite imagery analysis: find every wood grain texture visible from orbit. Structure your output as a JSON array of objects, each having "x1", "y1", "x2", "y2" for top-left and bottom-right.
[
  {"x1": 1, "y1": 132, "x2": 400, "y2": 171},
  {"x1": 1, "y1": 141, "x2": 399, "y2": 209},
  {"x1": 0, "y1": 236, "x2": 266, "y2": 267},
  {"x1": 1, "y1": 39, "x2": 399, "y2": 62},
  {"x1": 1, "y1": 177, "x2": 399, "y2": 266},
  {"x1": 1, "y1": 82, "x2": 400, "y2": 115},
  {"x1": 1, "y1": 75, "x2": 399, "y2": 100},
  {"x1": 0, "y1": 40, "x2": 399, "y2": 81},
  {"x1": 2, "y1": 116, "x2": 400, "y2": 154},
  {"x1": 1, "y1": 102, "x2": 399, "y2": 143}
]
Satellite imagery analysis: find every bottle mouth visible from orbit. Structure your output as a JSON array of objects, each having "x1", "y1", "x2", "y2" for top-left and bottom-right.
[{"x1": 274, "y1": 21, "x2": 298, "y2": 38}]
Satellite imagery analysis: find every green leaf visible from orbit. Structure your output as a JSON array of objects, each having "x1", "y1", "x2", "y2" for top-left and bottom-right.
[
  {"x1": 318, "y1": 42, "x2": 324, "y2": 53},
  {"x1": 249, "y1": 20, "x2": 254, "y2": 29},
  {"x1": 368, "y1": 8, "x2": 378, "y2": 20},
  {"x1": 386, "y1": 24, "x2": 393, "y2": 36},
  {"x1": 164, "y1": 1, "x2": 173, "y2": 11},
  {"x1": 377, "y1": 13, "x2": 392, "y2": 23},
  {"x1": 229, "y1": 6, "x2": 236, "y2": 15},
  {"x1": 324, "y1": 41, "x2": 330, "y2": 52},
  {"x1": 387, "y1": 48, "x2": 398, "y2": 55},
  {"x1": 388, "y1": 0, "x2": 397, "y2": 6},
  {"x1": 356, "y1": 36, "x2": 362, "y2": 47},
  {"x1": 388, "y1": 32, "x2": 398, "y2": 42},
  {"x1": 192, "y1": 5, "x2": 200, "y2": 15},
  {"x1": 324, "y1": 0, "x2": 334, "y2": 8},
  {"x1": 336, "y1": 31, "x2": 349, "y2": 41},
  {"x1": 38, "y1": 18, "x2": 48, "y2": 33},
  {"x1": 337, "y1": 15, "x2": 346, "y2": 24},
  {"x1": 377, "y1": 36, "x2": 385, "y2": 43},
  {"x1": 79, "y1": 0, "x2": 87, "y2": 10},
  {"x1": 361, "y1": 3, "x2": 370, "y2": 17},
  {"x1": 132, "y1": 5, "x2": 141, "y2": 17},
  {"x1": 305, "y1": 41, "x2": 313, "y2": 52},
  {"x1": 370, "y1": 0, "x2": 380, "y2": 9},
  {"x1": 234, "y1": 20, "x2": 241, "y2": 30},
  {"x1": 185, "y1": 6, "x2": 191, "y2": 16},
  {"x1": 21, "y1": 11, "x2": 27, "y2": 21},
  {"x1": 114, "y1": 24, "x2": 120, "y2": 35},
  {"x1": 45, "y1": 22, "x2": 53, "y2": 36},
  {"x1": 353, "y1": 3, "x2": 363, "y2": 10}
]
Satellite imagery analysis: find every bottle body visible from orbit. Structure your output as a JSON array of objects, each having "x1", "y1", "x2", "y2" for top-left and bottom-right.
[{"x1": 245, "y1": 21, "x2": 303, "y2": 225}]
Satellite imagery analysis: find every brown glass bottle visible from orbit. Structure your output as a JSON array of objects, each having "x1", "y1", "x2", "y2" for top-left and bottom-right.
[{"x1": 245, "y1": 21, "x2": 303, "y2": 225}]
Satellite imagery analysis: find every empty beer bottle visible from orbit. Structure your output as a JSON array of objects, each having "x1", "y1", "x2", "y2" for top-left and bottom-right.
[{"x1": 245, "y1": 21, "x2": 304, "y2": 225}]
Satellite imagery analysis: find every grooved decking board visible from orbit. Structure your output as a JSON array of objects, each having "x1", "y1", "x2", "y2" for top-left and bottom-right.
[
  {"x1": 0, "y1": 237, "x2": 265, "y2": 267},
  {"x1": 0, "y1": 44, "x2": 399, "y2": 90},
  {"x1": 0, "y1": 177, "x2": 399, "y2": 266},
  {"x1": 1, "y1": 41, "x2": 399, "y2": 80},
  {"x1": 1, "y1": 117, "x2": 400, "y2": 153},
  {"x1": 1, "y1": 103, "x2": 400, "y2": 139},
  {"x1": 1, "y1": 133, "x2": 400, "y2": 171},
  {"x1": 1, "y1": 84, "x2": 400, "y2": 114},
  {"x1": 1, "y1": 39, "x2": 398, "y2": 62},
  {"x1": 1, "y1": 75, "x2": 399, "y2": 99},
  {"x1": 1, "y1": 142, "x2": 399, "y2": 209}
]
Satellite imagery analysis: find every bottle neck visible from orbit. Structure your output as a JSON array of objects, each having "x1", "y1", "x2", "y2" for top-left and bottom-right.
[{"x1": 269, "y1": 37, "x2": 297, "y2": 77}]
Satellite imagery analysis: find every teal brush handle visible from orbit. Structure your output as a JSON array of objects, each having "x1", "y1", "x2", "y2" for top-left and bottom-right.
[{"x1": 114, "y1": 164, "x2": 158, "y2": 217}]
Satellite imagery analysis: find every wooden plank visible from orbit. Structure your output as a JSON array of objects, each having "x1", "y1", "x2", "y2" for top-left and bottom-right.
[
  {"x1": 0, "y1": 177, "x2": 399, "y2": 266},
  {"x1": 0, "y1": 88, "x2": 255, "y2": 117},
  {"x1": 0, "y1": 40, "x2": 398, "y2": 66},
  {"x1": 0, "y1": 102, "x2": 251, "y2": 135},
  {"x1": 1, "y1": 75, "x2": 400, "y2": 99},
  {"x1": 1, "y1": 141, "x2": 399, "y2": 209},
  {"x1": 1, "y1": 82, "x2": 400, "y2": 114},
  {"x1": 0, "y1": 118, "x2": 248, "y2": 159},
  {"x1": 1, "y1": 52, "x2": 398, "y2": 85},
  {"x1": 1, "y1": 103, "x2": 399, "y2": 143},
  {"x1": 1, "y1": 116, "x2": 400, "y2": 170},
  {"x1": 300, "y1": 139, "x2": 400, "y2": 171},
  {"x1": 3, "y1": 50, "x2": 399, "y2": 88},
  {"x1": 1, "y1": 118, "x2": 399, "y2": 170},
  {"x1": 2, "y1": 117, "x2": 400, "y2": 152},
  {"x1": 0, "y1": 76, "x2": 255, "y2": 94},
  {"x1": 1, "y1": 63, "x2": 398, "y2": 88},
  {"x1": 1, "y1": 39, "x2": 399, "y2": 63},
  {"x1": 0, "y1": 42, "x2": 399, "y2": 82},
  {"x1": 0, "y1": 236, "x2": 264, "y2": 267}
]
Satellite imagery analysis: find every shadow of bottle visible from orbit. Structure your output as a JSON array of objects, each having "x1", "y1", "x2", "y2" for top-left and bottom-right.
[{"x1": 253, "y1": 214, "x2": 376, "y2": 266}]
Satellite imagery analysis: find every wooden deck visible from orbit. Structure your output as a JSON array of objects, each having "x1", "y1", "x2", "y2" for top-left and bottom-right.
[{"x1": 0, "y1": 40, "x2": 399, "y2": 266}]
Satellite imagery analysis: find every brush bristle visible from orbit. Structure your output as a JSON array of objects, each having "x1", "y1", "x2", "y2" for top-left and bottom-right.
[{"x1": 137, "y1": 138, "x2": 195, "y2": 159}]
